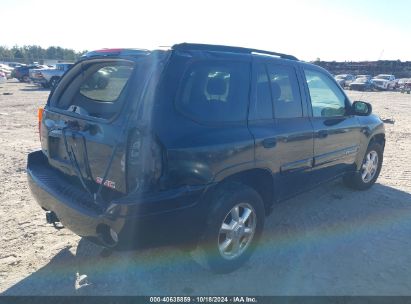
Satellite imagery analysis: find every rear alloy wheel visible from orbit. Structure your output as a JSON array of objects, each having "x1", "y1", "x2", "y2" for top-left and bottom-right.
[
  {"x1": 199, "y1": 182, "x2": 265, "y2": 273},
  {"x1": 22, "y1": 75, "x2": 29, "y2": 82},
  {"x1": 343, "y1": 142, "x2": 383, "y2": 190},
  {"x1": 218, "y1": 203, "x2": 257, "y2": 260}
]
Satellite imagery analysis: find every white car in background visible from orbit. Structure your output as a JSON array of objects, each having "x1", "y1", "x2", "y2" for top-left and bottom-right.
[
  {"x1": 334, "y1": 74, "x2": 355, "y2": 88},
  {"x1": 0, "y1": 71, "x2": 7, "y2": 84},
  {"x1": 0, "y1": 64, "x2": 13, "y2": 79},
  {"x1": 372, "y1": 74, "x2": 396, "y2": 90}
]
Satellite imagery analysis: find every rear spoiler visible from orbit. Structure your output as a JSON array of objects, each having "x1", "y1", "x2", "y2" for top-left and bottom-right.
[{"x1": 82, "y1": 48, "x2": 151, "y2": 58}]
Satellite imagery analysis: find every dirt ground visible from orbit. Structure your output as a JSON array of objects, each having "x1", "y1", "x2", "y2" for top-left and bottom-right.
[{"x1": 1, "y1": 80, "x2": 411, "y2": 295}]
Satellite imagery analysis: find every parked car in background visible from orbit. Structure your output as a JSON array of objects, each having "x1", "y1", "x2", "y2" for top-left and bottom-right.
[
  {"x1": 356, "y1": 75, "x2": 372, "y2": 81},
  {"x1": 0, "y1": 64, "x2": 13, "y2": 79},
  {"x1": 14, "y1": 65, "x2": 47, "y2": 82},
  {"x1": 0, "y1": 68, "x2": 11, "y2": 80},
  {"x1": 399, "y1": 78, "x2": 411, "y2": 94},
  {"x1": 349, "y1": 77, "x2": 375, "y2": 91},
  {"x1": 3, "y1": 62, "x2": 25, "y2": 68},
  {"x1": 30, "y1": 63, "x2": 73, "y2": 89},
  {"x1": 397, "y1": 78, "x2": 409, "y2": 89},
  {"x1": 0, "y1": 71, "x2": 7, "y2": 84},
  {"x1": 28, "y1": 44, "x2": 385, "y2": 273},
  {"x1": 372, "y1": 74, "x2": 396, "y2": 90},
  {"x1": 335, "y1": 74, "x2": 355, "y2": 88}
]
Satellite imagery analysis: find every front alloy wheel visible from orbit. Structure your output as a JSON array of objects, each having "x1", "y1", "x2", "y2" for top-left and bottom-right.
[
  {"x1": 361, "y1": 150, "x2": 379, "y2": 183},
  {"x1": 343, "y1": 141, "x2": 383, "y2": 190}
]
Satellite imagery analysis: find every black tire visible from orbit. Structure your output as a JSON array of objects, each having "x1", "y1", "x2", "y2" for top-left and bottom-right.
[
  {"x1": 199, "y1": 182, "x2": 265, "y2": 273},
  {"x1": 22, "y1": 75, "x2": 30, "y2": 83},
  {"x1": 50, "y1": 77, "x2": 59, "y2": 89},
  {"x1": 343, "y1": 142, "x2": 383, "y2": 190},
  {"x1": 97, "y1": 76, "x2": 109, "y2": 89}
]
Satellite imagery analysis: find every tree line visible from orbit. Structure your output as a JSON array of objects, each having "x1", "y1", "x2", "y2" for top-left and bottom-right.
[{"x1": 0, "y1": 45, "x2": 87, "y2": 63}]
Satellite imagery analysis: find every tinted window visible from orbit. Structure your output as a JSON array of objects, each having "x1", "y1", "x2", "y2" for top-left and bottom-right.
[
  {"x1": 304, "y1": 69, "x2": 347, "y2": 117},
  {"x1": 267, "y1": 64, "x2": 302, "y2": 118},
  {"x1": 250, "y1": 64, "x2": 273, "y2": 120},
  {"x1": 176, "y1": 60, "x2": 250, "y2": 122},
  {"x1": 79, "y1": 65, "x2": 133, "y2": 102}
]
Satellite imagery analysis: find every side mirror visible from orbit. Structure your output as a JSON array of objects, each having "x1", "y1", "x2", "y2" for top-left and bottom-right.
[{"x1": 352, "y1": 101, "x2": 372, "y2": 116}]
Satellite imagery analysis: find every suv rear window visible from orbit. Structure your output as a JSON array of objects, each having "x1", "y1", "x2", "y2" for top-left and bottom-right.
[
  {"x1": 176, "y1": 60, "x2": 250, "y2": 123},
  {"x1": 53, "y1": 60, "x2": 134, "y2": 119},
  {"x1": 267, "y1": 64, "x2": 303, "y2": 119},
  {"x1": 79, "y1": 65, "x2": 133, "y2": 102}
]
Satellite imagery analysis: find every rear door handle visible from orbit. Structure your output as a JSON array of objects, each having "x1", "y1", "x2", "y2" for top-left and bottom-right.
[
  {"x1": 262, "y1": 138, "x2": 277, "y2": 149},
  {"x1": 317, "y1": 130, "x2": 328, "y2": 139}
]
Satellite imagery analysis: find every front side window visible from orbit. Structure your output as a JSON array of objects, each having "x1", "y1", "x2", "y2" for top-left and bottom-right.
[
  {"x1": 304, "y1": 69, "x2": 347, "y2": 117},
  {"x1": 267, "y1": 64, "x2": 303, "y2": 119},
  {"x1": 176, "y1": 60, "x2": 250, "y2": 123}
]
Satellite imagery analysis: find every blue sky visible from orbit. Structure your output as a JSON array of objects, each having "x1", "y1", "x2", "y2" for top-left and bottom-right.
[{"x1": 2, "y1": 0, "x2": 411, "y2": 61}]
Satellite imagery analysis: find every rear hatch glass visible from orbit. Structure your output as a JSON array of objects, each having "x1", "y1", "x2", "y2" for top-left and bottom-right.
[{"x1": 52, "y1": 60, "x2": 134, "y2": 120}]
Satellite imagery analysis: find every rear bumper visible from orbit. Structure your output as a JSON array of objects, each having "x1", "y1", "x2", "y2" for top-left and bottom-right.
[{"x1": 27, "y1": 151, "x2": 208, "y2": 247}]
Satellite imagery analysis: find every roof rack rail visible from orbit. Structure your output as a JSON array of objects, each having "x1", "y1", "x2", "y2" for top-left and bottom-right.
[{"x1": 172, "y1": 43, "x2": 298, "y2": 61}]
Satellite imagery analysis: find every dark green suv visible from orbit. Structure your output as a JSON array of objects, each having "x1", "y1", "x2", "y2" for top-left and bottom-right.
[{"x1": 27, "y1": 43, "x2": 385, "y2": 273}]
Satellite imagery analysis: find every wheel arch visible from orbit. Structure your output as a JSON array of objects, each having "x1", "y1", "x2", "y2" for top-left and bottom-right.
[
  {"x1": 206, "y1": 168, "x2": 276, "y2": 216},
  {"x1": 369, "y1": 133, "x2": 385, "y2": 149}
]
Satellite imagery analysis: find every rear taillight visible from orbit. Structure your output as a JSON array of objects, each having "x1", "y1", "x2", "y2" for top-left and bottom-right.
[
  {"x1": 38, "y1": 107, "x2": 43, "y2": 141},
  {"x1": 126, "y1": 130, "x2": 163, "y2": 193}
]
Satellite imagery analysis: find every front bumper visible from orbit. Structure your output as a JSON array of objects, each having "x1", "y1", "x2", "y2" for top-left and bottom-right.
[{"x1": 27, "y1": 151, "x2": 208, "y2": 247}]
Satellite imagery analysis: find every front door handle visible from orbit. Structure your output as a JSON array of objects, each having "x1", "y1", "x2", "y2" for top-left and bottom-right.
[
  {"x1": 262, "y1": 138, "x2": 277, "y2": 149},
  {"x1": 317, "y1": 130, "x2": 328, "y2": 139}
]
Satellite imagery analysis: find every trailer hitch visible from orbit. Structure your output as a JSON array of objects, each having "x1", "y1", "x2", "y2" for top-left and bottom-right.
[{"x1": 46, "y1": 211, "x2": 64, "y2": 230}]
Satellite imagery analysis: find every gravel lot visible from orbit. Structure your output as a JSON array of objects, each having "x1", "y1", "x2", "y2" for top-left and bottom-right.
[{"x1": 1, "y1": 80, "x2": 411, "y2": 295}]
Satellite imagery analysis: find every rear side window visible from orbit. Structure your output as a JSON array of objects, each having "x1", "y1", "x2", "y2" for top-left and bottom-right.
[
  {"x1": 266, "y1": 64, "x2": 303, "y2": 119},
  {"x1": 250, "y1": 63, "x2": 273, "y2": 120},
  {"x1": 176, "y1": 60, "x2": 250, "y2": 123}
]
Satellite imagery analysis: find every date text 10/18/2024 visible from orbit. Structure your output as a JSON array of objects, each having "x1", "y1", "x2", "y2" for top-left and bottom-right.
[{"x1": 149, "y1": 297, "x2": 258, "y2": 303}]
